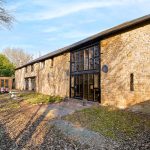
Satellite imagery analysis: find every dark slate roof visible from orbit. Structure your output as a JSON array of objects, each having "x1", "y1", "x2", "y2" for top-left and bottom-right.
[{"x1": 16, "y1": 14, "x2": 150, "y2": 70}]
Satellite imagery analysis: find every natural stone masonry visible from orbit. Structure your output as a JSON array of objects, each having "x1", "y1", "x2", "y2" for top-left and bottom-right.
[
  {"x1": 15, "y1": 17, "x2": 150, "y2": 108},
  {"x1": 101, "y1": 23, "x2": 150, "y2": 108},
  {"x1": 15, "y1": 52, "x2": 70, "y2": 98}
]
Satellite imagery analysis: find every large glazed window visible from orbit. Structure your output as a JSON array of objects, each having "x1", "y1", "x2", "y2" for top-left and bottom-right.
[
  {"x1": 71, "y1": 44, "x2": 100, "y2": 73},
  {"x1": 70, "y1": 44, "x2": 100, "y2": 102}
]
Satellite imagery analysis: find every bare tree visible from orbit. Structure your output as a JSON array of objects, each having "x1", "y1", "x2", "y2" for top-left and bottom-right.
[
  {"x1": 0, "y1": 0, "x2": 14, "y2": 28},
  {"x1": 3, "y1": 48, "x2": 33, "y2": 67}
]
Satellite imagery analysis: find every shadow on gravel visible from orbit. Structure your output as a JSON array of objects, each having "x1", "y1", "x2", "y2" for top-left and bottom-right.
[
  {"x1": 0, "y1": 94, "x2": 88, "y2": 149},
  {"x1": 0, "y1": 123, "x2": 15, "y2": 150},
  {"x1": 14, "y1": 105, "x2": 51, "y2": 149},
  {"x1": 0, "y1": 104, "x2": 52, "y2": 149}
]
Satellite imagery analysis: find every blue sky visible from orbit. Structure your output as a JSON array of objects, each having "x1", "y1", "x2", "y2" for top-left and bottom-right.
[{"x1": 0, "y1": 0, "x2": 149, "y2": 58}]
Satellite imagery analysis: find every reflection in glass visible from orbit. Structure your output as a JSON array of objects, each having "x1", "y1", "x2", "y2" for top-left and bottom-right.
[
  {"x1": 72, "y1": 53, "x2": 75, "y2": 62},
  {"x1": 1, "y1": 80, "x2": 4, "y2": 87},
  {"x1": 94, "y1": 74, "x2": 99, "y2": 88},
  {"x1": 71, "y1": 76, "x2": 74, "y2": 87},
  {"x1": 94, "y1": 89, "x2": 99, "y2": 101},
  {"x1": 5, "y1": 80, "x2": 9, "y2": 88},
  {"x1": 89, "y1": 74, "x2": 94, "y2": 100},
  {"x1": 71, "y1": 88, "x2": 74, "y2": 97},
  {"x1": 94, "y1": 45, "x2": 99, "y2": 57},
  {"x1": 89, "y1": 48, "x2": 94, "y2": 69},
  {"x1": 94, "y1": 58, "x2": 99, "y2": 70},
  {"x1": 84, "y1": 49, "x2": 89, "y2": 70},
  {"x1": 84, "y1": 74, "x2": 88, "y2": 100}
]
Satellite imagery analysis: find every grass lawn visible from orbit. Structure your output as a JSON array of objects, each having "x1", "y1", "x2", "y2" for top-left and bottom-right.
[
  {"x1": 0, "y1": 92, "x2": 64, "y2": 112},
  {"x1": 19, "y1": 93, "x2": 63, "y2": 104},
  {"x1": 0, "y1": 94, "x2": 20, "y2": 112},
  {"x1": 64, "y1": 106, "x2": 150, "y2": 140}
]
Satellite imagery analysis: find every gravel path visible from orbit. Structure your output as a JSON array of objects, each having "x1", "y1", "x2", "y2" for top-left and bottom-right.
[
  {"x1": 117, "y1": 130, "x2": 150, "y2": 150},
  {"x1": 50, "y1": 119, "x2": 120, "y2": 150},
  {"x1": 50, "y1": 119, "x2": 150, "y2": 150},
  {"x1": 0, "y1": 111, "x2": 90, "y2": 149},
  {"x1": 0, "y1": 95, "x2": 149, "y2": 150},
  {"x1": 0, "y1": 96, "x2": 93, "y2": 149}
]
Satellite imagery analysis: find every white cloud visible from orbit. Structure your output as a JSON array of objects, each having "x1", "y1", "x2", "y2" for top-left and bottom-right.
[
  {"x1": 15, "y1": 0, "x2": 126, "y2": 21},
  {"x1": 7, "y1": 0, "x2": 150, "y2": 22}
]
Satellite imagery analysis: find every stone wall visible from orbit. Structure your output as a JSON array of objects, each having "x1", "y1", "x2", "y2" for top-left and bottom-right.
[
  {"x1": 15, "y1": 22, "x2": 150, "y2": 108},
  {"x1": 15, "y1": 68, "x2": 25, "y2": 90},
  {"x1": 15, "y1": 52, "x2": 70, "y2": 98},
  {"x1": 101, "y1": 23, "x2": 150, "y2": 108}
]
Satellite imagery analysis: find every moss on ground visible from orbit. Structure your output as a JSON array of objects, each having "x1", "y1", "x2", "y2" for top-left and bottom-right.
[
  {"x1": 64, "y1": 106, "x2": 150, "y2": 140},
  {"x1": 0, "y1": 94, "x2": 20, "y2": 112}
]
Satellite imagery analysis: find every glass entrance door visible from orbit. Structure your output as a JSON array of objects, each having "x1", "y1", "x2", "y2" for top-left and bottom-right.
[
  {"x1": 74, "y1": 75, "x2": 83, "y2": 99},
  {"x1": 83, "y1": 73, "x2": 100, "y2": 101},
  {"x1": 71, "y1": 73, "x2": 100, "y2": 101}
]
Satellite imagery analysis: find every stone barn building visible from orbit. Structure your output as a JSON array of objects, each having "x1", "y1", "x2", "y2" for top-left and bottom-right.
[{"x1": 15, "y1": 15, "x2": 150, "y2": 108}]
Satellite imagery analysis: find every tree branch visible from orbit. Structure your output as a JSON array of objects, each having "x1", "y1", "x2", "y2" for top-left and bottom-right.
[{"x1": 0, "y1": 0, "x2": 14, "y2": 28}]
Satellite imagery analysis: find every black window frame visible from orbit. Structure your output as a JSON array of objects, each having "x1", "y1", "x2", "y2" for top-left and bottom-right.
[
  {"x1": 70, "y1": 43, "x2": 101, "y2": 102},
  {"x1": 71, "y1": 44, "x2": 100, "y2": 73}
]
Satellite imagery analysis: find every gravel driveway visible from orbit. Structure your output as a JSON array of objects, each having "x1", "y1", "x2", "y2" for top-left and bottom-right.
[
  {"x1": 0, "y1": 94, "x2": 149, "y2": 150},
  {"x1": 0, "y1": 95, "x2": 96, "y2": 149}
]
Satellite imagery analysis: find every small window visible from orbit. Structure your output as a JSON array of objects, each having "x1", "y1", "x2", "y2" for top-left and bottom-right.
[
  {"x1": 40, "y1": 61, "x2": 45, "y2": 69},
  {"x1": 130, "y1": 73, "x2": 134, "y2": 91},
  {"x1": 25, "y1": 67, "x2": 28, "y2": 73},
  {"x1": 31, "y1": 64, "x2": 34, "y2": 72},
  {"x1": 50, "y1": 58, "x2": 54, "y2": 68},
  {"x1": 1, "y1": 80, "x2": 4, "y2": 87},
  {"x1": 5, "y1": 80, "x2": 9, "y2": 88}
]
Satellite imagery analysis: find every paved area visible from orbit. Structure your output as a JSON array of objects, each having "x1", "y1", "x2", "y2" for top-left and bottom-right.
[{"x1": 35, "y1": 99, "x2": 98, "y2": 119}]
